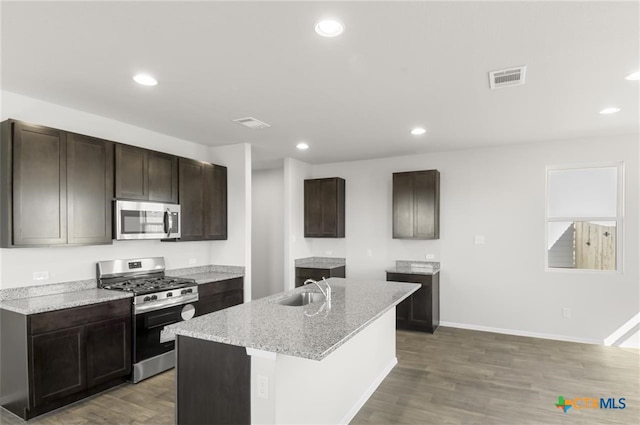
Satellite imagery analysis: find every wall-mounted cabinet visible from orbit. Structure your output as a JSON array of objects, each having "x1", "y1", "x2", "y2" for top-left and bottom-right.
[
  {"x1": 304, "y1": 177, "x2": 345, "y2": 238},
  {"x1": 0, "y1": 120, "x2": 114, "y2": 247},
  {"x1": 177, "y1": 158, "x2": 227, "y2": 241},
  {"x1": 115, "y1": 144, "x2": 178, "y2": 203},
  {"x1": 392, "y1": 170, "x2": 440, "y2": 239}
]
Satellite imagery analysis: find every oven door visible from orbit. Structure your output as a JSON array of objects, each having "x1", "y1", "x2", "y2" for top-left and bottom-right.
[
  {"x1": 133, "y1": 302, "x2": 196, "y2": 363},
  {"x1": 115, "y1": 200, "x2": 180, "y2": 240}
]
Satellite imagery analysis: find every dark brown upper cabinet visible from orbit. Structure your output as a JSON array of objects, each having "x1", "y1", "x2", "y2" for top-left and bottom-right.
[
  {"x1": 392, "y1": 170, "x2": 440, "y2": 239},
  {"x1": 304, "y1": 177, "x2": 345, "y2": 238},
  {"x1": 176, "y1": 157, "x2": 227, "y2": 241},
  {"x1": 115, "y1": 144, "x2": 178, "y2": 203},
  {"x1": 0, "y1": 120, "x2": 113, "y2": 247},
  {"x1": 66, "y1": 133, "x2": 114, "y2": 245}
]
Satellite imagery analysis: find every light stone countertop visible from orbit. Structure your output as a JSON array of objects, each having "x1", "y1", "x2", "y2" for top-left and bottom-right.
[
  {"x1": 184, "y1": 271, "x2": 245, "y2": 285},
  {"x1": 0, "y1": 289, "x2": 133, "y2": 315},
  {"x1": 295, "y1": 256, "x2": 346, "y2": 270},
  {"x1": 166, "y1": 278, "x2": 419, "y2": 361},
  {"x1": 386, "y1": 267, "x2": 440, "y2": 276}
]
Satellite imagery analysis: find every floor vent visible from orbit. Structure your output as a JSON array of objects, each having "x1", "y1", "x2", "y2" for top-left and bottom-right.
[
  {"x1": 489, "y1": 66, "x2": 526, "y2": 89},
  {"x1": 232, "y1": 117, "x2": 271, "y2": 130}
]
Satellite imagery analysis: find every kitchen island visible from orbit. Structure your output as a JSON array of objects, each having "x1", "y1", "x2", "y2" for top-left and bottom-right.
[{"x1": 166, "y1": 277, "x2": 419, "y2": 425}]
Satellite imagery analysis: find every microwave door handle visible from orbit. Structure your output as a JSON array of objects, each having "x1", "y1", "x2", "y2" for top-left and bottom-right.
[{"x1": 164, "y1": 209, "x2": 171, "y2": 237}]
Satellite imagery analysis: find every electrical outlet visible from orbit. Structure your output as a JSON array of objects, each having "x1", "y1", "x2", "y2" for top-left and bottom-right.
[
  {"x1": 474, "y1": 235, "x2": 485, "y2": 245},
  {"x1": 257, "y1": 375, "x2": 269, "y2": 400},
  {"x1": 562, "y1": 307, "x2": 571, "y2": 318},
  {"x1": 425, "y1": 253, "x2": 435, "y2": 260},
  {"x1": 33, "y1": 271, "x2": 49, "y2": 281},
  {"x1": 325, "y1": 250, "x2": 332, "y2": 255},
  {"x1": 366, "y1": 249, "x2": 373, "y2": 257},
  {"x1": 188, "y1": 258, "x2": 197, "y2": 265}
]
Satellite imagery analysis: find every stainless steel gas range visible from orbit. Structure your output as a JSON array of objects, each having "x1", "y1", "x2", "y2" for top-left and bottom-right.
[{"x1": 97, "y1": 257, "x2": 198, "y2": 383}]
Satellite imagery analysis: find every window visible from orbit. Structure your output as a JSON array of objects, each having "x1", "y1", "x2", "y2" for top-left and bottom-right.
[{"x1": 546, "y1": 163, "x2": 623, "y2": 271}]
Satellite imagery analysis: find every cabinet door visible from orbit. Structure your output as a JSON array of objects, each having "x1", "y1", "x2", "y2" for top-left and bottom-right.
[
  {"x1": 392, "y1": 172, "x2": 414, "y2": 239},
  {"x1": 179, "y1": 158, "x2": 204, "y2": 240},
  {"x1": 148, "y1": 151, "x2": 178, "y2": 203},
  {"x1": 67, "y1": 133, "x2": 114, "y2": 245},
  {"x1": 414, "y1": 170, "x2": 440, "y2": 239},
  {"x1": 203, "y1": 164, "x2": 227, "y2": 240},
  {"x1": 31, "y1": 326, "x2": 86, "y2": 407},
  {"x1": 115, "y1": 144, "x2": 148, "y2": 200},
  {"x1": 12, "y1": 122, "x2": 67, "y2": 246},
  {"x1": 304, "y1": 179, "x2": 322, "y2": 237},
  {"x1": 86, "y1": 316, "x2": 131, "y2": 387},
  {"x1": 393, "y1": 170, "x2": 440, "y2": 239}
]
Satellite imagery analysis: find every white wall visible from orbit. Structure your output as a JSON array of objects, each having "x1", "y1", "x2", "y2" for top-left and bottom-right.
[
  {"x1": 283, "y1": 158, "x2": 312, "y2": 290},
  {"x1": 252, "y1": 167, "x2": 284, "y2": 299},
  {"x1": 304, "y1": 134, "x2": 639, "y2": 344},
  {"x1": 0, "y1": 91, "x2": 249, "y2": 289}
]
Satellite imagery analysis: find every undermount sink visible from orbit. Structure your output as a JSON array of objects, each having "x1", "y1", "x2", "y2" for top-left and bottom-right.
[{"x1": 278, "y1": 291, "x2": 325, "y2": 307}]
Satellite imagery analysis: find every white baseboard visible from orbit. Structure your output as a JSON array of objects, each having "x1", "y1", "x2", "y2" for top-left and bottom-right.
[
  {"x1": 439, "y1": 321, "x2": 603, "y2": 345},
  {"x1": 339, "y1": 357, "x2": 398, "y2": 425},
  {"x1": 603, "y1": 313, "x2": 640, "y2": 346}
]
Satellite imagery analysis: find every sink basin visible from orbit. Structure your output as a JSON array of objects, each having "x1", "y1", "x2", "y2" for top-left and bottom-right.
[{"x1": 278, "y1": 291, "x2": 325, "y2": 307}]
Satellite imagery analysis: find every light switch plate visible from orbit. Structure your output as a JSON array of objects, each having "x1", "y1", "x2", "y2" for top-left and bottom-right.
[
  {"x1": 188, "y1": 258, "x2": 197, "y2": 265},
  {"x1": 425, "y1": 253, "x2": 435, "y2": 260}
]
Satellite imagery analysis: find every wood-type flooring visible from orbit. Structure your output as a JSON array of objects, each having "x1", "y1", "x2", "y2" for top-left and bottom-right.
[{"x1": 1, "y1": 327, "x2": 638, "y2": 425}]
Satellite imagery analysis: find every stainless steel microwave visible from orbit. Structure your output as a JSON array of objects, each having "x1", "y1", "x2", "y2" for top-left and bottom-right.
[{"x1": 115, "y1": 200, "x2": 181, "y2": 240}]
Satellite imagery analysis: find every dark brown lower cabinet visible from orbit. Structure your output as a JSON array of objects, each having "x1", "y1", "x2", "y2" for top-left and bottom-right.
[
  {"x1": 195, "y1": 277, "x2": 244, "y2": 317},
  {"x1": 387, "y1": 272, "x2": 439, "y2": 333},
  {"x1": 0, "y1": 299, "x2": 131, "y2": 420},
  {"x1": 295, "y1": 266, "x2": 345, "y2": 288}
]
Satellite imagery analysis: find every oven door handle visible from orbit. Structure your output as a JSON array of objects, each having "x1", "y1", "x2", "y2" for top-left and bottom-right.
[{"x1": 134, "y1": 293, "x2": 199, "y2": 315}]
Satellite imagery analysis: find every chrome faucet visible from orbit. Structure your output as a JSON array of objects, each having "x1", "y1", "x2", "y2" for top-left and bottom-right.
[{"x1": 303, "y1": 277, "x2": 331, "y2": 301}]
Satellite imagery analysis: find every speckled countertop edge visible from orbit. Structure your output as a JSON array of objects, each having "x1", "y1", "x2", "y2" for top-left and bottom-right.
[
  {"x1": 167, "y1": 278, "x2": 419, "y2": 361},
  {"x1": 0, "y1": 289, "x2": 133, "y2": 315},
  {"x1": 295, "y1": 256, "x2": 346, "y2": 269},
  {"x1": 386, "y1": 268, "x2": 440, "y2": 276}
]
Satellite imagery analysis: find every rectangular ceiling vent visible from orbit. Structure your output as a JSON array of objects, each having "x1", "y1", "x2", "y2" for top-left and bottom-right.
[
  {"x1": 489, "y1": 66, "x2": 526, "y2": 89},
  {"x1": 232, "y1": 117, "x2": 271, "y2": 130}
]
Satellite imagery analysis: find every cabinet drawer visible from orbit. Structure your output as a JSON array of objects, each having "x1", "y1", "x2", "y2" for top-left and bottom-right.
[
  {"x1": 198, "y1": 277, "x2": 243, "y2": 298},
  {"x1": 30, "y1": 299, "x2": 131, "y2": 335},
  {"x1": 386, "y1": 272, "x2": 431, "y2": 285}
]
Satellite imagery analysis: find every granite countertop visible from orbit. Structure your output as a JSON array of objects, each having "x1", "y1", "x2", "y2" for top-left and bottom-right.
[
  {"x1": 295, "y1": 256, "x2": 346, "y2": 270},
  {"x1": 0, "y1": 289, "x2": 133, "y2": 315},
  {"x1": 386, "y1": 260, "x2": 440, "y2": 276},
  {"x1": 166, "y1": 278, "x2": 419, "y2": 361},
  {"x1": 168, "y1": 265, "x2": 245, "y2": 284},
  {"x1": 183, "y1": 271, "x2": 245, "y2": 285},
  {"x1": 386, "y1": 267, "x2": 440, "y2": 276}
]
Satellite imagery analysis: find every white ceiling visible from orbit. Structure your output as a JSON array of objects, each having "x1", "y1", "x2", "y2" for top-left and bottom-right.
[{"x1": 2, "y1": 1, "x2": 638, "y2": 168}]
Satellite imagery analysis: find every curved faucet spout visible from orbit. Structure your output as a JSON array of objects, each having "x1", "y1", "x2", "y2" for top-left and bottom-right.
[{"x1": 303, "y1": 278, "x2": 332, "y2": 301}]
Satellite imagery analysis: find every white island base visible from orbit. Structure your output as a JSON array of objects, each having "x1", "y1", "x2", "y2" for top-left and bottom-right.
[
  {"x1": 175, "y1": 308, "x2": 397, "y2": 425},
  {"x1": 249, "y1": 308, "x2": 397, "y2": 424}
]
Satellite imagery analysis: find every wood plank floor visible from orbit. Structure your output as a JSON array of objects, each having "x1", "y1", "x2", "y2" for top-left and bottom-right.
[{"x1": 2, "y1": 327, "x2": 638, "y2": 424}]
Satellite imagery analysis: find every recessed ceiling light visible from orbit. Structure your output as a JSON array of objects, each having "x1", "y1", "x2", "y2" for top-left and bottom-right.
[
  {"x1": 296, "y1": 142, "x2": 309, "y2": 150},
  {"x1": 133, "y1": 73, "x2": 158, "y2": 86},
  {"x1": 411, "y1": 127, "x2": 426, "y2": 135},
  {"x1": 315, "y1": 19, "x2": 344, "y2": 37},
  {"x1": 625, "y1": 71, "x2": 640, "y2": 81},
  {"x1": 599, "y1": 107, "x2": 621, "y2": 115}
]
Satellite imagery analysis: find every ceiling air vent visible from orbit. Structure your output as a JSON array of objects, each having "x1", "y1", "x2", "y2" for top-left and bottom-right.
[
  {"x1": 489, "y1": 66, "x2": 526, "y2": 89},
  {"x1": 232, "y1": 117, "x2": 271, "y2": 130}
]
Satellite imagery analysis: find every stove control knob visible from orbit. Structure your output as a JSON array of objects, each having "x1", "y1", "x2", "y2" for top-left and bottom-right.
[
  {"x1": 143, "y1": 296, "x2": 151, "y2": 302},
  {"x1": 181, "y1": 289, "x2": 187, "y2": 295},
  {"x1": 150, "y1": 295, "x2": 158, "y2": 301},
  {"x1": 187, "y1": 288, "x2": 193, "y2": 293},
  {"x1": 167, "y1": 292, "x2": 173, "y2": 297}
]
